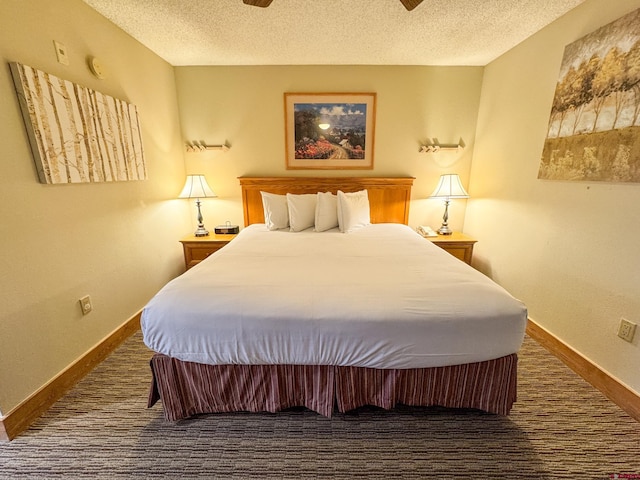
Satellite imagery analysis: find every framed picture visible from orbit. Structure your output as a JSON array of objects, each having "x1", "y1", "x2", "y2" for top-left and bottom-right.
[{"x1": 284, "y1": 92, "x2": 376, "y2": 170}]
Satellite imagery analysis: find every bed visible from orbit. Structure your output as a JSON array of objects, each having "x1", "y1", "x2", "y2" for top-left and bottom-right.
[{"x1": 142, "y1": 176, "x2": 527, "y2": 421}]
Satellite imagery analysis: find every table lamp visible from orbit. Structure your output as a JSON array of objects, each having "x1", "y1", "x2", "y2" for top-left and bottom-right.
[
  {"x1": 429, "y1": 174, "x2": 469, "y2": 235},
  {"x1": 179, "y1": 174, "x2": 217, "y2": 237}
]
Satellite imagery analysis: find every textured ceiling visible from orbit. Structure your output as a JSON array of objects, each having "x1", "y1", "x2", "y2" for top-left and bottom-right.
[{"x1": 82, "y1": 0, "x2": 587, "y2": 66}]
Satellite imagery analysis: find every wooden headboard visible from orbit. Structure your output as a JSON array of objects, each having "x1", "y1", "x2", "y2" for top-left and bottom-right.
[{"x1": 239, "y1": 176, "x2": 414, "y2": 226}]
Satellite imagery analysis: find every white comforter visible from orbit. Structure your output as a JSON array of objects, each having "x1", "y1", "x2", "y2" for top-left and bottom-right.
[{"x1": 141, "y1": 224, "x2": 527, "y2": 369}]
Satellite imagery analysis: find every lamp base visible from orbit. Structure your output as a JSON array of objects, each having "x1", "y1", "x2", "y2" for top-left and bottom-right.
[
  {"x1": 437, "y1": 199, "x2": 453, "y2": 235},
  {"x1": 193, "y1": 198, "x2": 209, "y2": 236},
  {"x1": 194, "y1": 226, "x2": 210, "y2": 237}
]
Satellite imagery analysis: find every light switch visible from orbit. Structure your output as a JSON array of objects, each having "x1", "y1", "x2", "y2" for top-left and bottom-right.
[{"x1": 54, "y1": 40, "x2": 69, "y2": 65}]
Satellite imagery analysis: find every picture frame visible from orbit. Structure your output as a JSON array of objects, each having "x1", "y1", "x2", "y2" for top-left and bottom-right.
[{"x1": 284, "y1": 92, "x2": 376, "y2": 170}]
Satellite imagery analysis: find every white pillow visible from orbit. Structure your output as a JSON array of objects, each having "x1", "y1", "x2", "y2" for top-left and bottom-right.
[
  {"x1": 261, "y1": 191, "x2": 289, "y2": 230},
  {"x1": 337, "y1": 190, "x2": 370, "y2": 233},
  {"x1": 286, "y1": 193, "x2": 317, "y2": 232},
  {"x1": 314, "y1": 192, "x2": 338, "y2": 232}
]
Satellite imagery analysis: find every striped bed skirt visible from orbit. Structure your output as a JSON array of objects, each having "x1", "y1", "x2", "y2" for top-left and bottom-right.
[{"x1": 148, "y1": 354, "x2": 518, "y2": 421}]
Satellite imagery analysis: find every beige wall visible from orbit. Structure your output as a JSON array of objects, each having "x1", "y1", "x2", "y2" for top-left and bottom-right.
[
  {"x1": 174, "y1": 66, "x2": 483, "y2": 232},
  {"x1": 5, "y1": 0, "x2": 635, "y2": 420},
  {"x1": 0, "y1": 0, "x2": 189, "y2": 415},
  {"x1": 467, "y1": 0, "x2": 640, "y2": 394}
]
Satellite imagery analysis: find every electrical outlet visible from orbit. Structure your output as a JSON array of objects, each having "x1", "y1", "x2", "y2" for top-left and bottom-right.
[
  {"x1": 617, "y1": 318, "x2": 636, "y2": 343},
  {"x1": 79, "y1": 295, "x2": 92, "y2": 315}
]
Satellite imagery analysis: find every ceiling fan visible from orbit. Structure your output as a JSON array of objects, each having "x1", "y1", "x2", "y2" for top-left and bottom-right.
[{"x1": 243, "y1": 0, "x2": 424, "y2": 11}]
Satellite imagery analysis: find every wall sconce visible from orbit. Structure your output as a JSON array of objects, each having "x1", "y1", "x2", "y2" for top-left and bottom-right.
[
  {"x1": 179, "y1": 174, "x2": 217, "y2": 237},
  {"x1": 429, "y1": 174, "x2": 469, "y2": 235},
  {"x1": 185, "y1": 141, "x2": 231, "y2": 153},
  {"x1": 420, "y1": 138, "x2": 465, "y2": 154}
]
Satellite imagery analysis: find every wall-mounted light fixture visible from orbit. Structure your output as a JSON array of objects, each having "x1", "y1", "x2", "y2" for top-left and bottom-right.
[
  {"x1": 185, "y1": 141, "x2": 231, "y2": 153},
  {"x1": 429, "y1": 174, "x2": 469, "y2": 235},
  {"x1": 420, "y1": 138, "x2": 465, "y2": 154}
]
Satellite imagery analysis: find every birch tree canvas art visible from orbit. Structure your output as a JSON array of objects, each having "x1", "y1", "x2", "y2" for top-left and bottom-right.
[
  {"x1": 10, "y1": 62, "x2": 146, "y2": 184},
  {"x1": 538, "y1": 7, "x2": 640, "y2": 183}
]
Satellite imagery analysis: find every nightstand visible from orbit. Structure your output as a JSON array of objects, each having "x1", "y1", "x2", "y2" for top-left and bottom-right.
[
  {"x1": 426, "y1": 232, "x2": 477, "y2": 265},
  {"x1": 180, "y1": 233, "x2": 237, "y2": 270}
]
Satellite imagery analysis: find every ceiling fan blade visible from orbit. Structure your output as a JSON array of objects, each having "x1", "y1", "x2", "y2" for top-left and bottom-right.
[
  {"x1": 399, "y1": 0, "x2": 423, "y2": 11},
  {"x1": 244, "y1": 0, "x2": 421, "y2": 10},
  {"x1": 243, "y1": 0, "x2": 274, "y2": 7}
]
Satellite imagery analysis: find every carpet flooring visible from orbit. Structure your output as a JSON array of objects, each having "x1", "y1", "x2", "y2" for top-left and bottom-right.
[{"x1": 1, "y1": 331, "x2": 639, "y2": 479}]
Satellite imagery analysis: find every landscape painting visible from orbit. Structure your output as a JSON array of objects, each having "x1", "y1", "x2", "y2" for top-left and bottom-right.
[
  {"x1": 285, "y1": 93, "x2": 376, "y2": 169},
  {"x1": 10, "y1": 62, "x2": 146, "y2": 184},
  {"x1": 538, "y1": 7, "x2": 640, "y2": 183}
]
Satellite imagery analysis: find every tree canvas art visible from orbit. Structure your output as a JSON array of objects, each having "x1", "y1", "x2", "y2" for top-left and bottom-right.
[
  {"x1": 538, "y1": 7, "x2": 640, "y2": 183},
  {"x1": 10, "y1": 62, "x2": 146, "y2": 184}
]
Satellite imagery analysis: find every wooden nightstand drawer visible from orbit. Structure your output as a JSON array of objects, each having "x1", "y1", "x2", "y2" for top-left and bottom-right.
[
  {"x1": 425, "y1": 232, "x2": 477, "y2": 265},
  {"x1": 188, "y1": 244, "x2": 225, "y2": 261},
  {"x1": 180, "y1": 233, "x2": 237, "y2": 270},
  {"x1": 439, "y1": 245, "x2": 471, "y2": 263}
]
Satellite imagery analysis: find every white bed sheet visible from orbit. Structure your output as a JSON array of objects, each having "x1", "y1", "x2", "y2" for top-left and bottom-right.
[{"x1": 141, "y1": 224, "x2": 527, "y2": 369}]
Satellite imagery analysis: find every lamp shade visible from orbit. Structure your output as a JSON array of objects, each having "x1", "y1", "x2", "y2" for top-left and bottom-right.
[
  {"x1": 429, "y1": 174, "x2": 469, "y2": 199},
  {"x1": 178, "y1": 174, "x2": 217, "y2": 199}
]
